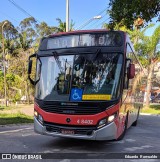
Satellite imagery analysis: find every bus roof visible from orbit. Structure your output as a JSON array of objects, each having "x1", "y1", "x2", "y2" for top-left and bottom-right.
[{"x1": 48, "y1": 29, "x2": 125, "y2": 38}]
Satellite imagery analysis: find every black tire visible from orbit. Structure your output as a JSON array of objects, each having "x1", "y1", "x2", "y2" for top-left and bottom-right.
[
  {"x1": 132, "y1": 107, "x2": 140, "y2": 127},
  {"x1": 116, "y1": 113, "x2": 128, "y2": 141},
  {"x1": 132, "y1": 119, "x2": 138, "y2": 126}
]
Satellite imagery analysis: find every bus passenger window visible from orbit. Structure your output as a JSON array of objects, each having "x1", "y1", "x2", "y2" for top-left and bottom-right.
[{"x1": 124, "y1": 59, "x2": 131, "y2": 89}]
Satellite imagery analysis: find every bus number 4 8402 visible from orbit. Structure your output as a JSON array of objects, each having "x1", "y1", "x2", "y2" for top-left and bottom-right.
[{"x1": 77, "y1": 119, "x2": 93, "y2": 125}]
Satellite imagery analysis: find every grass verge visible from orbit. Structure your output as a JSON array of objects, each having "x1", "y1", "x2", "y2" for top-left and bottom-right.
[
  {"x1": 0, "y1": 105, "x2": 16, "y2": 111},
  {"x1": 149, "y1": 105, "x2": 160, "y2": 110},
  {"x1": 0, "y1": 113, "x2": 33, "y2": 125},
  {"x1": 140, "y1": 105, "x2": 160, "y2": 115}
]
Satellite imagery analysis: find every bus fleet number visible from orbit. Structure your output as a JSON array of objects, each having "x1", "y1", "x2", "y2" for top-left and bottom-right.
[{"x1": 77, "y1": 119, "x2": 93, "y2": 125}]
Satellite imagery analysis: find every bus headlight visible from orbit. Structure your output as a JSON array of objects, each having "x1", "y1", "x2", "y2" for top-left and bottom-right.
[
  {"x1": 34, "y1": 110, "x2": 43, "y2": 124},
  {"x1": 108, "y1": 113, "x2": 117, "y2": 123},
  {"x1": 97, "y1": 113, "x2": 117, "y2": 129},
  {"x1": 97, "y1": 118, "x2": 107, "y2": 129},
  {"x1": 108, "y1": 114, "x2": 115, "y2": 123}
]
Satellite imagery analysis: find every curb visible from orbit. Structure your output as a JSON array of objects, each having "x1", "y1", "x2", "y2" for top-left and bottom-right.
[
  {"x1": 0, "y1": 123, "x2": 33, "y2": 127},
  {"x1": 140, "y1": 113, "x2": 160, "y2": 116}
]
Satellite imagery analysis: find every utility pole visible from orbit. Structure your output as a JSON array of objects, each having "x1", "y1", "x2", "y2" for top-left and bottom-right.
[{"x1": 66, "y1": 0, "x2": 69, "y2": 32}]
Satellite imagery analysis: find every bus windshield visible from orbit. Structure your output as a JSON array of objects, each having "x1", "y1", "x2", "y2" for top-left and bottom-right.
[{"x1": 35, "y1": 53, "x2": 123, "y2": 101}]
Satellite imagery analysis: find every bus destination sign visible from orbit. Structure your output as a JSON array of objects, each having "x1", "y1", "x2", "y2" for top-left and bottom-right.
[{"x1": 47, "y1": 33, "x2": 123, "y2": 49}]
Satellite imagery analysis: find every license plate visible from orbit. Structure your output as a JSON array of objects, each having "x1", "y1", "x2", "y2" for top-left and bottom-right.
[{"x1": 61, "y1": 129, "x2": 75, "y2": 134}]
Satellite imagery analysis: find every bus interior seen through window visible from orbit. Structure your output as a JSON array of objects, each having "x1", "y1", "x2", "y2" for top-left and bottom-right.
[{"x1": 35, "y1": 52, "x2": 123, "y2": 101}]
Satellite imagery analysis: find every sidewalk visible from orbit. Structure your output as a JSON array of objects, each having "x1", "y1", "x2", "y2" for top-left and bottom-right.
[{"x1": 0, "y1": 104, "x2": 34, "y2": 116}]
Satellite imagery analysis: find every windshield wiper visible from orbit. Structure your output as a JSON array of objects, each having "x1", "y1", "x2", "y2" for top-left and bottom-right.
[
  {"x1": 53, "y1": 51, "x2": 65, "y2": 73},
  {"x1": 94, "y1": 49, "x2": 102, "y2": 61}
]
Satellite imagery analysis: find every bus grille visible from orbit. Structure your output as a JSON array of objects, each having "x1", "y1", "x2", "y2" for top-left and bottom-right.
[
  {"x1": 44, "y1": 122, "x2": 96, "y2": 136},
  {"x1": 36, "y1": 100, "x2": 103, "y2": 115}
]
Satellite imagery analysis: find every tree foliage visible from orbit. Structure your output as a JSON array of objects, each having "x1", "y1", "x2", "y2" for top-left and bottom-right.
[
  {"x1": 108, "y1": 0, "x2": 160, "y2": 29},
  {"x1": 135, "y1": 25, "x2": 160, "y2": 107},
  {"x1": 0, "y1": 16, "x2": 72, "y2": 103},
  {"x1": 135, "y1": 25, "x2": 160, "y2": 62},
  {"x1": 56, "y1": 18, "x2": 75, "y2": 32},
  {"x1": 37, "y1": 22, "x2": 56, "y2": 37},
  {"x1": 0, "y1": 20, "x2": 18, "y2": 55}
]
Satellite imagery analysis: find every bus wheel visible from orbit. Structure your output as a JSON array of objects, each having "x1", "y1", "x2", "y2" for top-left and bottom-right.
[
  {"x1": 116, "y1": 114, "x2": 128, "y2": 141},
  {"x1": 132, "y1": 107, "x2": 140, "y2": 127}
]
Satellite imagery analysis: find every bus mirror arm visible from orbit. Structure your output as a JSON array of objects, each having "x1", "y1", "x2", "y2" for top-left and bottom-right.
[
  {"x1": 28, "y1": 53, "x2": 37, "y2": 85},
  {"x1": 28, "y1": 60, "x2": 32, "y2": 74},
  {"x1": 128, "y1": 63, "x2": 135, "y2": 79}
]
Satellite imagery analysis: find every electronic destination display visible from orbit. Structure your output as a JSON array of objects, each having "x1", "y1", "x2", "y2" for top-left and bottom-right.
[{"x1": 46, "y1": 32, "x2": 123, "y2": 49}]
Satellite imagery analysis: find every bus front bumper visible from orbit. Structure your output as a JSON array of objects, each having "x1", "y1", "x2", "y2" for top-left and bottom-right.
[{"x1": 34, "y1": 117, "x2": 117, "y2": 141}]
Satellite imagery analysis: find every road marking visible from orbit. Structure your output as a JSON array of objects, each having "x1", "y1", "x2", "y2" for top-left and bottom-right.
[
  {"x1": 59, "y1": 160, "x2": 71, "y2": 162},
  {"x1": 0, "y1": 127, "x2": 32, "y2": 134},
  {"x1": 114, "y1": 140, "x2": 125, "y2": 144},
  {"x1": 22, "y1": 134, "x2": 33, "y2": 137},
  {"x1": 140, "y1": 113, "x2": 152, "y2": 116},
  {"x1": 125, "y1": 139, "x2": 136, "y2": 142},
  {"x1": 124, "y1": 145, "x2": 153, "y2": 151},
  {"x1": 43, "y1": 149, "x2": 60, "y2": 153},
  {"x1": 140, "y1": 113, "x2": 160, "y2": 117},
  {"x1": 130, "y1": 160, "x2": 158, "y2": 162}
]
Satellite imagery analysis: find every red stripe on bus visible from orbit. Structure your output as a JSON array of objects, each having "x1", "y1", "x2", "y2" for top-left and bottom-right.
[{"x1": 34, "y1": 103, "x2": 120, "y2": 126}]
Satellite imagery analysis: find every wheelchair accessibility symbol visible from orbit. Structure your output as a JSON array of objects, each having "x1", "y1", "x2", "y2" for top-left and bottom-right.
[{"x1": 70, "y1": 88, "x2": 83, "y2": 101}]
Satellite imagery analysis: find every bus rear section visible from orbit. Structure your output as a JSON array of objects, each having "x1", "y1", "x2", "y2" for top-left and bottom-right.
[{"x1": 28, "y1": 30, "x2": 143, "y2": 140}]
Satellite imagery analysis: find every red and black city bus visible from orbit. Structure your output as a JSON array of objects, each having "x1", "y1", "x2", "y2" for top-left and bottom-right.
[{"x1": 28, "y1": 30, "x2": 144, "y2": 140}]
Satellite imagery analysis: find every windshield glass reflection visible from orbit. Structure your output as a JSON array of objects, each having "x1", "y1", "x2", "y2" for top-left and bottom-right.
[{"x1": 35, "y1": 53, "x2": 123, "y2": 101}]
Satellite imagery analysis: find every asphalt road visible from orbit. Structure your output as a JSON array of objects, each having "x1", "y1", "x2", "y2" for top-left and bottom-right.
[{"x1": 0, "y1": 114, "x2": 160, "y2": 162}]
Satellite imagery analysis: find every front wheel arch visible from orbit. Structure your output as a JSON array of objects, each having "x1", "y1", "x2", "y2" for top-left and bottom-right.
[{"x1": 116, "y1": 112, "x2": 128, "y2": 141}]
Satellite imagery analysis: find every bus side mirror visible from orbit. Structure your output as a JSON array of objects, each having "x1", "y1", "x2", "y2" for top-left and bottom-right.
[
  {"x1": 128, "y1": 63, "x2": 135, "y2": 79},
  {"x1": 28, "y1": 60, "x2": 32, "y2": 74},
  {"x1": 28, "y1": 53, "x2": 37, "y2": 85}
]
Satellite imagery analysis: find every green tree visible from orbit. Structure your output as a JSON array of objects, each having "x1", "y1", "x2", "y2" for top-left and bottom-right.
[
  {"x1": 0, "y1": 71, "x2": 4, "y2": 98},
  {"x1": 0, "y1": 17, "x2": 77, "y2": 104},
  {"x1": 10, "y1": 17, "x2": 38, "y2": 104},
  {"x1": 135, "y1": 25, "x2": 160, "y2": 107},
  {"x1": 0, "y1": 20, "x2": 19, "y2": 58},
  {"x1": 34, "y1": 22, "x2": 57, "y2": 50},
  {"x1": 56, "y1": 18, "x2": 66, "y2": 32},
  {"x1": 56, "y1": 18, "x2": 75, "y2": 32},
  {"x1": 103, "y1": 21, "x2": 160, "y2": 107},
  {"x1": 108, "y1": 0, "x2": 159, "y2": 29},
  {"x1": 0, "y1": 20, "x2": 19, "y2": 103},
  {"x1": 36, "y1": 21, "x2": 57, "y2": 37}
]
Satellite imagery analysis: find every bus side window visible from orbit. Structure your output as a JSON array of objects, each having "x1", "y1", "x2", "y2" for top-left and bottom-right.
[
  {"x1": 124, "y1": 59, "x2": 131, "y2": 89},
  {"x1": 125, "y1": 43, "x2": 134, "y2": 89}
]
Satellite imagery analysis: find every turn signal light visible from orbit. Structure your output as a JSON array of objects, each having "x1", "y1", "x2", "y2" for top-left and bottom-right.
[{"x1": 34, "y1": 110, "x2": 38, "y2": 117}]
